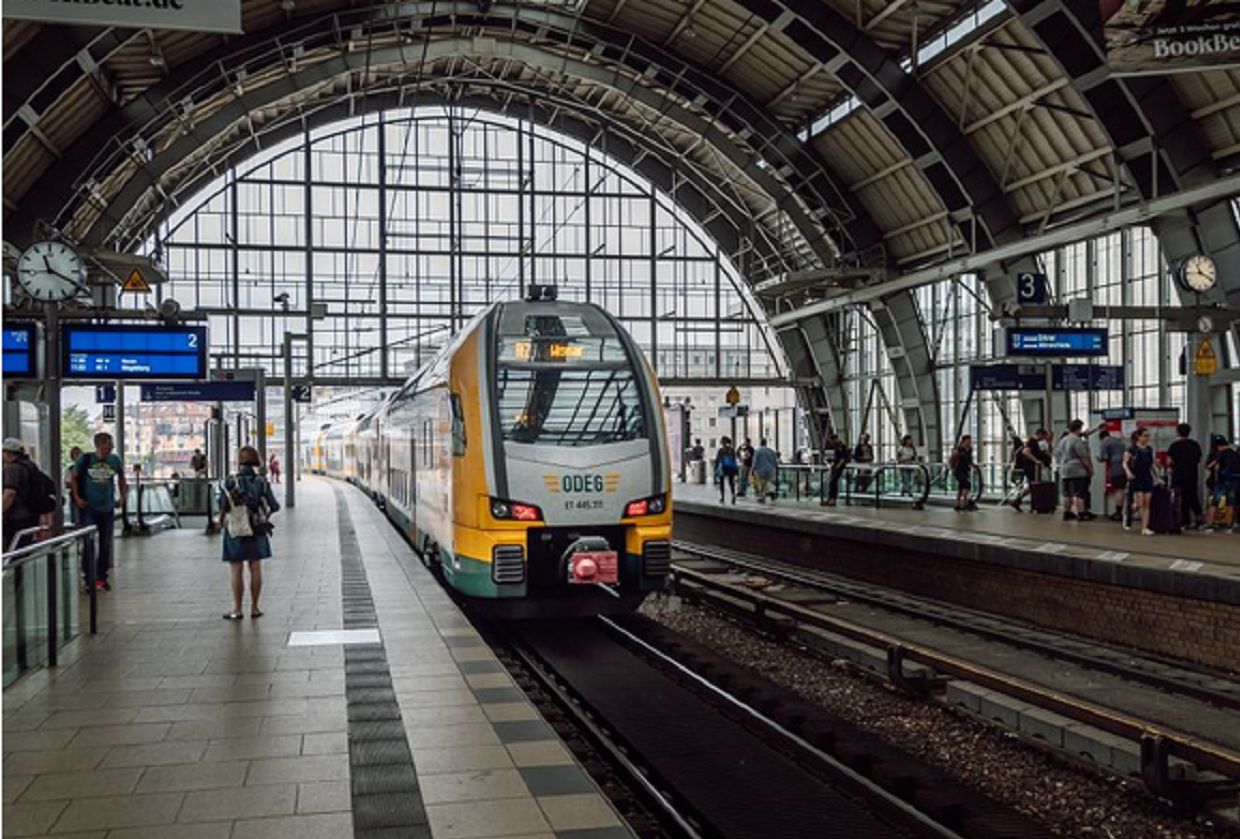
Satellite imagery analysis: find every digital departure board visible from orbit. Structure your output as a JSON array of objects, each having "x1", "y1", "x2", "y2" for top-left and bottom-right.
[
  {"x1": 2, "y1": 324, "x2": 37, "y2": 378},
  {"x1": 1005, "y1": 327, "x2": 1109, "y2": 358},
  {"x1": 62, "y1": 324, "x2": 208, "y2": 380}
]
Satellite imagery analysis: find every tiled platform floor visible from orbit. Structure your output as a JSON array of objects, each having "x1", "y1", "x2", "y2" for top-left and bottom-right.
[
  {"x1": 3, "y1": 477, "x2": 632, "y2": 839},
  {"x1": 675, "y1": 479, "x2": 1240, "y2": 578}
]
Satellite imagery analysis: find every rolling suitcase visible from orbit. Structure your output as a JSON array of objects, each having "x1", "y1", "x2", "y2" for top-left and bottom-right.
[
  {"x1": 1149, "y1": 486, "x2": 1182, "y2": 534},
  {"x1": 1029, "y1": 482, "x2": 1056, "y2": 514},
  {"x1": 1028, "y1": 465, "x2": 1056, "y2": 514}
]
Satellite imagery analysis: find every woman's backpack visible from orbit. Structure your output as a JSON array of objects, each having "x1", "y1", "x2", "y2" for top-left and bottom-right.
[{"x1": 223, "y1": 474, "x2": 273, "y2": 538}]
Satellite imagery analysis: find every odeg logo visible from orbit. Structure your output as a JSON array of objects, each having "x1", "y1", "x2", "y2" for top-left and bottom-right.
[{"x1": 562, "y1": 474, "x2": 605, "y2": 493}]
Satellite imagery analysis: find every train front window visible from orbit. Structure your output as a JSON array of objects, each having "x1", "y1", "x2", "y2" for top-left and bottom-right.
[{"x1": 496, "y1": 366, "x2": 647, "y2": 446}]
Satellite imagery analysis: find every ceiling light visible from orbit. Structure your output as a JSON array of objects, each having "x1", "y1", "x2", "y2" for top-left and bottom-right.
[
  {"x1": 681, "y1": 22, "x2": 698, "y2": 39},
  {"x1": 280, "y1": 0, "x2": 295, "y2": 10},
  {"x1": 148, "y1": 52, "x2": 165, "y2": 67}
]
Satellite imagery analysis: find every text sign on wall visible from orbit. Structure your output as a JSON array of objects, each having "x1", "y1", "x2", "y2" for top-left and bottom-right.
[
  {"x1": 2, "y1": 324, "x2": 37, "y2": 378},
  {"x1": 1005, "y1": 327, "x2": 1109, "y2": 358},
  {"x1": 1101, "y1": 0, "x2": 1240, "y2": 75},
  {"x1": 3, "y1": 0, "x2": 241, "y2": 34},
  {"x1": 140, "y1": 382, "x2": 256, "y2": 402},
  {"x1": 63, "y1": 324, "x2": 208, "y2": 380}
]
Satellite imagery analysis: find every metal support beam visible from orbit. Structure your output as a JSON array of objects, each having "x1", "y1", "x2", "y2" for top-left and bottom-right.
[{"x1": 770, "y1": 175, "x2": 1240, "y2": 326}]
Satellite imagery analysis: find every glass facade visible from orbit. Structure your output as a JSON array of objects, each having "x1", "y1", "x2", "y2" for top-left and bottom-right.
[{"x1": 143, "y1": 107, "x2": 784, "y2": 392}]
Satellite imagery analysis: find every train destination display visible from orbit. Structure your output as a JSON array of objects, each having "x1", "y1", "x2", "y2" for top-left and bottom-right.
[
  {"x1": 1005, "y1": 327, "x2": 1109, "y2": 357},
  {"x1": 63, "y1": 324, "x2": 208, "y2": 380},
  {"x1": 3, "y1": 324, "x2": 36, "y2": 377}
]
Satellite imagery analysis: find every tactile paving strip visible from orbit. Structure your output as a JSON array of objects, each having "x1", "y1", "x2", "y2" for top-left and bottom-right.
[{"x1": 333, "y1": 486, "x2": 430, "y2": 839}]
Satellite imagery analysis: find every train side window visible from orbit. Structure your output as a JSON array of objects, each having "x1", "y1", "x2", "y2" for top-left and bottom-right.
[{"x1": 450, "y1": 394, "x2": 466, "y2": 456}]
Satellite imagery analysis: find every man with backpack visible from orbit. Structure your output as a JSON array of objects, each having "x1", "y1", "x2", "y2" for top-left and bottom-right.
[
  {"x1": 3, "y1": 438, "x2": 57, "y2": 550},
  {"x1": 72, "y1": 432, "x2": 127, "y2": 592}
]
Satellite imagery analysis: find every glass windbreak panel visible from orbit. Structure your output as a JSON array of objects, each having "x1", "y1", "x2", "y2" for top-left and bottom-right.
[{"x1": 496, "y1": 367, "x2": 647, "y2": 446}]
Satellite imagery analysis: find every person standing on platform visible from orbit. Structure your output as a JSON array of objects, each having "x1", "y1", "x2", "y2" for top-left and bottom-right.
[
  {"x1": 1097, "y1": 430, "x2": 1127, "y2": 521},
  {"x1": 72, "y1": 433, "x2": 127, "y2": 591},
  {"x1": 1167, "y1": 423, "x2": 1204, "y2": 530},
  {"x1": 949, "y1": 435, "x2": 976, "y2": 511},
  {"x1": 1123, "y1": 428, "x2": 1159, "y2": 536},
  {"x1": 1009, "y1": 429, "x2": 1051, "y2": 512},
  {"x1": 752, "y1": 438, "x2": 778, "y2": 503},
  {"x1": 62, "y1": 446, "x2": 82, "y2": 524},
  {"x1": 714, "y1": 437, "x2": 739, "y2": 505},
  {"x1": 3, "y1": 438, "x2": 44, "y2": 550},
  {"x1": 853, "y1": 434, "x2": 875, "y2": 493},
  {"x1": 268, "y1": 454, "x2": 282, "y2": 484},
  {"x1": 219, "y1": 446, "x2": 280, "y2": 620},
  {"x1": 1205, "y1": 435, "x2": 1240, "y2": 530},
  {"x1": 191, "y1": 448, "x2": 208, "y2": 479},
  {"x1": 1055, "y1": 419, "x2": 1095, "y2": 522},
  {"x1": 736, "y1": 438, "x2": 754, "y2": 498},
  {"x1": 896, "y1": 434, "x2": 918, "y2": 496},
  {"x1": 823, "y1": 432, "x2": 850, "y2": 506},
  {"x1": 690, "y1": 438, "x2": 705, "y2": 464}
]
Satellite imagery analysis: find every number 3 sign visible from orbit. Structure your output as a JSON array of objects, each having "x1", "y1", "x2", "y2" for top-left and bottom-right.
[{"x1": 1015, "y1": 272, "x2": 1048, "y2": 304}]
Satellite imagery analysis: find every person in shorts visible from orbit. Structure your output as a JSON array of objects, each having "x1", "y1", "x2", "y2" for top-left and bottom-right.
[
  {"x1": 950, "y1": 435, "x2": 976, "y2": 511},
  {"x1": 1055, "y1": 419, "x2": 1094, "y2": 522},
  {"x1": 1097, "y1": 429, "x2": 1127, "y2": 520}
]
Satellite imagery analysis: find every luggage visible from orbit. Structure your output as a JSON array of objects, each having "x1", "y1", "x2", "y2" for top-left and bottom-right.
[
  {"x1": 1149, "y1": 486, "x2": 1182, "y2": 534},
  {"x1": 1029, "y1": 482, "x2": 1056, "y2": 514},
  {"x1": 1211, "y1": 496, "x2": 1235, "y2": 528}
]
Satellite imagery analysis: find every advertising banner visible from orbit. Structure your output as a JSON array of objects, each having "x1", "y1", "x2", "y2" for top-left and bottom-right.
[
  {"x1": 4, "y1": 1, "x2": 241, "y2": 34},
  {"x1": 1100, "y1": 0, "x2": 1240, "y2": 74}
]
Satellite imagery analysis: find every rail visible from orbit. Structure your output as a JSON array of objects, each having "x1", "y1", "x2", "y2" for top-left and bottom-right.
[
  {"x1": 3, "y1": 526, "x2": 98, "y2": 688},
  {"x1": 670, "y1": 559, "x2": 1240, "y2": 810}
]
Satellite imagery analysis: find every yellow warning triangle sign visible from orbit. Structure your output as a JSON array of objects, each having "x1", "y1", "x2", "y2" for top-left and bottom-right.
[{"x1": 121, "y1": 268, "x2": 151, "y2": 293}]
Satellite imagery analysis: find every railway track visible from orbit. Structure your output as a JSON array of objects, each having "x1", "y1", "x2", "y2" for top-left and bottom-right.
[
  {"x1": 668, "y1": 540, "x2": 1240, "y2": 813},
  {"x1": 490, "y1": 614, "x2": 1055, "y2": 839},
  {"x1": 671, "y1": 540, "x2": 1240, "y2": 711}
]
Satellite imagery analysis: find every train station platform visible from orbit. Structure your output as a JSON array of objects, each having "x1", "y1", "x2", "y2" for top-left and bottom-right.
[
  {"x1": 3, "y1": 478, "x2": 630, "y2": 839},
  {"x1": 672, "y1": 481, "x2": 1240, "y2": 671}
]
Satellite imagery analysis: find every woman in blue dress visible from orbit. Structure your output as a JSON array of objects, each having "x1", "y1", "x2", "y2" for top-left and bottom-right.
[
  {"x1": 217, "y1": 445, "x2": 280, "y2": 619},
  {"x1": 1123, "y1": 428, "x2": 1159, "y2": 535}
]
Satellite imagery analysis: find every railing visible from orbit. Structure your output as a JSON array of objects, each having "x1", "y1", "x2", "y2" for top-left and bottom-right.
[
  {"x1": 3, "y1": 527, "x2": 98, "y2": 688},
  {"x1": 772, "y1": 462, "x2": 933, "y2": 508},
  {"x1": 923, "y1": 462, "x2": 985, "y2": 506},
  {"x1": 121, "y1": 480, "x2": 182, "y2": 536}
]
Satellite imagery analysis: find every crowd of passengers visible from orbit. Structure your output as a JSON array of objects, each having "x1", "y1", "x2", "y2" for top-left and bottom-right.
[{"x1": 685, "y1": 423, "x2": 1240, "y2": 535}]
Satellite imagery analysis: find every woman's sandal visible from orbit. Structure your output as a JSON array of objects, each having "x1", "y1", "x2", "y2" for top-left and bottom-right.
[
  {"x1": 250, "y1": 609, "x2": 263, "y2": 619},
  {"x1": 223, "y1": 611, "x2": 244, "y2": 620}
]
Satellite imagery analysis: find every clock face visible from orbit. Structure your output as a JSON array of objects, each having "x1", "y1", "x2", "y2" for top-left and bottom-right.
[
  {"x1": 1183, "y1": 254, "x2": 1216, "y2": 293},
  {"x1": 16, "y1": 241, "x2": 83, "y2": 302}
]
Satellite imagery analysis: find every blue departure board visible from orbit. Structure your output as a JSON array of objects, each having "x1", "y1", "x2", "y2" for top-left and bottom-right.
[
  {"x1": 1006, "y1": 327, "x2": 1108, "y2": 357},
  {"x1": 3, "y1": 324, "x2": 37, "y2": 377},
  {"x1": 62, "y1": 324, "x2": 208, "y2": 380}
]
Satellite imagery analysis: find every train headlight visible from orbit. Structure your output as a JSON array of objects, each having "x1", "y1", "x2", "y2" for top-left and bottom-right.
[
  {"x1": 625, "y1": 493, "x2": 666, "y2": 518},
  {"x1": 490, "y1": 497, "x2": 543, "y2": 522}
]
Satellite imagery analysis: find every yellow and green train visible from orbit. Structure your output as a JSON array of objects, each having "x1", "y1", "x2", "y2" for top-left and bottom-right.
[{"x1": 312, "y1": 289, "x2": 672, "y2": 616}]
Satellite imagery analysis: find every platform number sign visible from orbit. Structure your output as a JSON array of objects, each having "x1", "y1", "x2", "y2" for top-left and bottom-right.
[
  {"x1": 1015, "y1": 272, "x2": 1048, "y2": 305},
  {"x1": 291, "y1": 384, "x2": 312, "y2": 403}
]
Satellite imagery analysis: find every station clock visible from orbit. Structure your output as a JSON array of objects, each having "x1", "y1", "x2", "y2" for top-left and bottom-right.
[
  {"x1": 16, "y1": 240, "x2": 84, "y2": 302},
  {"x1": 1177, "y1": 253, "x2": 1216, "y2": 294}
]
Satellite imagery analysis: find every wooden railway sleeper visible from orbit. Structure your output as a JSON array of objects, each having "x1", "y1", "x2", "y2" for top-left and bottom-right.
[
  {"x1": 1140, "y1": 733, "x2": 1240, "y2": 816},
  {"x1": 886, "y1": 644, "x2": 948, "y2": 698}
]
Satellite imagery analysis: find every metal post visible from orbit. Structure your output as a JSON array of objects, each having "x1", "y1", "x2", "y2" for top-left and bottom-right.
[
  {"x1": 255, "y1": 368, "x2": 267, "y2": 467},
  {"x1": 47, "y1": 551, "x2": 58, "y2": 668},
  {"x1": 45, "y1": 303, "x2": 63, "y2": 530},
  {"x1": 284, "y1": 332, "x2": 295, "y2": 510},
  {"x1": 114, "y1": 380, "x2": 125, "y2": 466}
]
